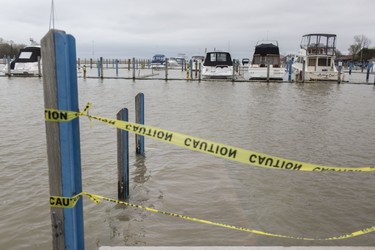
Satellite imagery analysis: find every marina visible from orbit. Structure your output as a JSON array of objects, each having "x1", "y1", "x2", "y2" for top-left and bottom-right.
[{"x1": 1, "y1": 0, "x2": 375, "y2": 248}]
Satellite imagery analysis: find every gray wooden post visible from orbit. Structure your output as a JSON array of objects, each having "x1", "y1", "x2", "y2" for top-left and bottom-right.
[
  {"x1": 266, "y1": 63, "x2": 270, "y2": 82},
  {"x1": 117, "y1": 108, "x2": 129, "y2": 200},
  {"x1": 7, "y1": 56, "x2": 11, "y2": 76},
  {"x1": 165, "y1": 58, "x2": 168, "y2": 81},
  {"x1": 198, "y1": 62, "x2": 201, "y2": 81},
  {"x1": 100, "y1": 57, "x2": 104, "y2": 79},
  {"x1": 132, "y1": 57, "x2": 136, "y2": 80},
  {"x1": 38, "y1": 56, "x2": 42, "y2": 77},
  {"x1": 288, "y1": 59, "x2": 293, "y2": 82},
  {"x1": 135, "y1": 93, "x2": 145, "y2": 155},
  {"x1": 232, "y1": 59, "x2": 235, "y2": 81},
  {"x1": 302, "y1": 60, "x2": 306, "y2": 83},
  {"x1": 41, "y1": 29, "x2": 84, "y2": 250}
]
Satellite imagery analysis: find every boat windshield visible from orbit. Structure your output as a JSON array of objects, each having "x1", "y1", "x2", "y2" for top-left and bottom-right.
[
  {"x1": 15, "y1": 47, "x2": 41, "y2": 63},
  {"x1": 19, "y1": 52, "x2": 33, "y2": 59},
  {"x1": 203, "y1": 52, "x2": 233, "y2": 66}
]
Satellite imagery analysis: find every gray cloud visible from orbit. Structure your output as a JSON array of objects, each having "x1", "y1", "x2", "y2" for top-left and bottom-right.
[{"x1": 1, "y1": 0, "x2": 374, "y2": 59}]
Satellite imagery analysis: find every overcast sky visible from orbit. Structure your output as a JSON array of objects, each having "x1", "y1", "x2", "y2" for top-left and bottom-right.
[{"x1": 2, "y1": 0, "x2": 375, "y2": 59}]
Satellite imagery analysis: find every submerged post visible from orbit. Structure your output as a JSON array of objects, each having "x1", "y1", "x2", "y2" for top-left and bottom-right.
[
  {"x1": 117, "y1": 108, "x2": 129, "y2": 200},
  {"x1": 132, "y1": 57, "x2": 136, "y2": 80},
  {"x1": 198, "y1": 61, "x2": 202, "y2": 81},
  {"x1": 165, "y1": 58, "x2": 168, "y2": 81},
  {"x1": 288, "y1": 59, "x2": 293, "y2": 82},
  {"x1": 100, "y1": 57, "x2": 104, "y2": 79},
  {"x1": 337, "y1": 61, "x2": 342, "y2": 84},
  {"x1": 232, "y1": 59, "x2": 235, "y2": 82},
  {"x1": 38, "y1": 56, "x2": 42, "y2": 77},
  {"x1": 7, "y1": 56, "x2": 11, "y2": 76},
  {"x1": 302, "y1": 60, "x2": 306, "y2": 83},
  {"x1": 366, "y1": 63, "x2": 371, "y2": 82},
  {"x1": 266, "y1": 63, "x2": 270, "y2": 82},
  {"x1": 41, "y1": 29, "x2": 84, "y2": 250},
  {"x1": 135, "y1": 93, "x2": 145, "y2": 155}
]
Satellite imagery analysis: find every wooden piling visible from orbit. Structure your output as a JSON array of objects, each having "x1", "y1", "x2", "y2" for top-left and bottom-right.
[
  {"x1": 189, "y1": 59, "x2": 193, "y2": 79},
  {"x1": 7, "y1": 56, "x2": 11, "y2": 76},
  {"x1": 302, "y1": 60, "x2": 306, "y2": 83},
  {"x1": 100, "y1": 57, "x2": 104, "y2": 79},
  {"x1": 165, "y1": 58, "x2": 168, "y2": 81},
  {"x1": 366, "y1": 64, "x2": 371, "y2": 82},
  {"x1": 288, "y1": 59, "x2": 292, "y2": 82},
  {"x1": 135, "y1": 93, "x2": 145, "y2": 155},
  {"x1": 132, "y1": 57, "x2": 136, "y2": 80},
  {"x1": 41, "y1": 29, "x2": 84, "y2": 250},
  {"x1": 232, "y1": 59, "x2": 235, "y2": 82},
  {"x1": 266, "y1": 63, "x2": 270, "y2": 82},
  {"x1": 38, "y1": 56, "x2": 42, "y2": 77},
  {"x1": 117, "y1": 108, "x2": 129, "y2": 200},
  {"x1": 116, "y1": 59, "x2": 119, "y2": 77}
]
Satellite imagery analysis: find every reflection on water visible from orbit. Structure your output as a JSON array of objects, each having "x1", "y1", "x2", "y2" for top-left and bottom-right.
[{"x1": 0, "y1": 76, "x2": 374, "y2": 249}]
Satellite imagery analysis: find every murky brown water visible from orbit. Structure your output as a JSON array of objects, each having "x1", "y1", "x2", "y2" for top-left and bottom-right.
[{"x1": 0, "y1": 70, "x2": 374, "y2": 249}]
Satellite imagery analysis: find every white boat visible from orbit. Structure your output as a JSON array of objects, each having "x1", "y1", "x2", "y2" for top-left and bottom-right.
[
  {"x1": 202, "y1": 51, "x2": 233, "y2": 79},
  {"x1": 151, "y1": 54, "x2": 166, "y2": 69},
  {"x1": 248, "y1": 41, "x2": 284, "y2": 80},
  {"x1": 2, "y1": 46, "x2": 41, "y2": 76},
  {"x1": 292, "y1": 34, "x2": 344, "y2": 81}
]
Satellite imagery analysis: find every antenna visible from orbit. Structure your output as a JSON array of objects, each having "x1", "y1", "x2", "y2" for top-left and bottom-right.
[{"x1": 49, "y1": 0, "x2": 55, "y2": 30}]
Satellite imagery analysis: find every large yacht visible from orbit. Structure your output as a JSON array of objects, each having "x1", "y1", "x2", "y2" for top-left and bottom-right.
[
  {"x1": 248, "y1": 41, "x2": 284, "y2": 80},
  {"x1": 292, "y1": 34, "x2": 344, "y2": 81}
]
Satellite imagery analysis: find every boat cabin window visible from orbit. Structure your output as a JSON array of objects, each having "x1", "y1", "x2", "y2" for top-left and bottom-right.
[
  {"x1": 318, "y1": 58, "x2": 331, "y2": 66},
  {"x1": 210, "y1": 53, "x2": 228, "y2": 62},
  {"x1": 204, "y1": 52, "x2": 233, "y2": 66},
  {"x1": 308, "y1": 58, "x2": 316, "y2": 67},
  {"x1": 19, "y1": 52, "x2": 33, "y2": 59},
  {"x1": 253, "y1": 55, "x2": 280, "y2": 67}
]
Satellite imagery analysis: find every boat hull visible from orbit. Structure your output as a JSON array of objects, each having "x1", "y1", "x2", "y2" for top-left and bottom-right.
[
  {"x1": 202, "y1": 66, "x2": 233, "y2": 79},
  {"x1": 248, "y1": 66, "x2": 285, "y2": 80}
]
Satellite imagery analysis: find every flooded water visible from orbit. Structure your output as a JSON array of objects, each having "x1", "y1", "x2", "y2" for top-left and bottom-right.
[{"x1": 0, "y1": 69, "x2": 375, "y2": 249}]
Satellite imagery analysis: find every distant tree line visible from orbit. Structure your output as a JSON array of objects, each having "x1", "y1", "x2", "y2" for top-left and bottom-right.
[
  {"x1": 348, "y1": 34, "x2": 374, "y2": 62},
  {"x1": 0, "y1": 38, "x2": 26, "y2": 58}
]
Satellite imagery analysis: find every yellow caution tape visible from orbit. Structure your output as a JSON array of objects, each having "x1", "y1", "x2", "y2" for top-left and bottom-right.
[
  {"x1": 45, "y1": 103, "x2": 375, "y2": 172},
  {"x1": 50, "y1": 192, "x2": 375, "y2": 241},
  {"x1": 50, "y1": 194, "x2": 81, "y2": 208}
]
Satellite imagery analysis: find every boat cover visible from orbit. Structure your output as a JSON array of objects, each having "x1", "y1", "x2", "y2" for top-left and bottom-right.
[{"x1": 254, "y1": 43, "x2": 280, "y2": 56}]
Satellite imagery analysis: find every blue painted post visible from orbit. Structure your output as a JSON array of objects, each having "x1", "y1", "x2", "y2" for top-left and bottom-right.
[
  {"x1": 97, "y1": 59, "x2": 100, "y2": 77},
  {"x1": 41, "y1": 29, "x2": 84, "y2": 250},
  {"x1": 100, "y1": 57, "x2": 104, "y2": 79},
  {"x1": 117, "y1": 108, "x2": 129, "y2": 200},
  {"x1": 366, "y1": 63, "x2": 372, "y2": 82},
  {"x1": 189, "y1": 59, "x2": 193, "y2": 79},
  {"x1": 135, "y1": 93, "x2": 145, "y2": 155},
  {"x1": 349, "y1": 62, "x2": 352, "y2": 75},
  {"x1": 288, "y1": 59, "x2": 293, "y2": 82}
]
